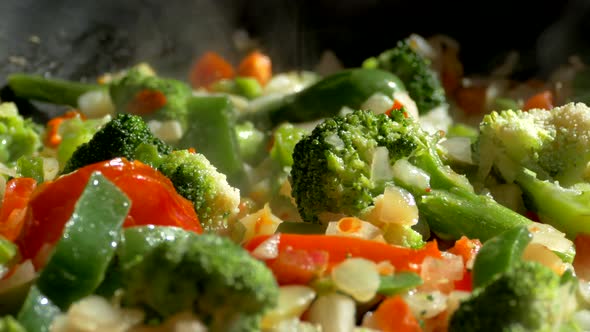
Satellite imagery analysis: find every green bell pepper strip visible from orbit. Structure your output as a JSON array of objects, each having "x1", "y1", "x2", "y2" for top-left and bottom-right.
[
  {"x1": 17, "y1": 286, "x2": 61, "y2": 332},
  {"x1": 377, "y1": 272, "x2": 424, "y2": 296},
  {"x1": 15, "y1": 156, "x2": 44, "y2": 183},
  {"x1": 241, "y1": 68, "x2": 406, "y2": 129},
  {"x1": 471, "y1": 225, "x2": 532, "y2": 289},
  {"x1": 177, "y1": 96, "x2": 248, "y2": 189},
  {"x1": 36, "y1": 172, "x2": 131, "y2": 310},
  {"x1": 7, "y1": 74, "x2": 103, "y2": 107}
]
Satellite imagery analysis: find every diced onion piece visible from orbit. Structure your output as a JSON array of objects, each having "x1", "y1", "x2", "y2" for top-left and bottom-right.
[
  {"x1": 370, "y1": 146, "x2": 392, "y2": 184},
  {"x1": 393, "y1": 91, "x2": 419, "y2": 119},
  {"x1": 392, "y1": 159, "x2": 431, "y2": 192},
  {"x1": 307, "y1": 293, "x2": 356, "y2": 332},
  {"x1": 0, "y1": 260, "x2": 35, "y2": 293},
  {"x1": 574, "y1": 310, "x2": 590, "y2": 332},
  {"x1": 77, "y1": 89, "x2": 115, "y2": 118},
  {"x1": 439, "y1": 137, "x2": 473, "y2": 165},
  {"x1": 147, "y1": 120, "x2": 183, "y2": 143},
  {"x1": 0, "y1": 162, "x2": 17, "y2": 178},
  {"x1": 42, "y1": 157, "x2": 60, "y2": 181},
  {"x1": 528, "y1": 222, "x2": 574, "y2": 255},
  {"x1": 404, "y1": 291, "x2": 447, "y2": 320},
  {"x1": 420, "y1": 253, "x2": 464, "y2": 292},
  {"x1": 374, "y1": 186, "x2": 419, "y2": 226},
  {"x1": 251, "y1": 233, "x2": 281, "y2": 260},
  {"x1": 51, "y1": 295, "x2": 144, "y2": 332},
  {"x1": 331, "y1": 258, "x2": 380, "y2": 302},
  {"x1": 419, "y1": 105, "x2": 453, "y2": 134},
  {"x1": 261, "y1": 286, "x2": 317, "y2": 329},
  {"x1": 325, "y1": 133, "x2": 345, "y2": 150},
  {"x1": 325, "y1": 217, "x2": 383, "y2": 240},
  {"x1": 361, "y1": 92, "x2": 394, "y2": 115},
  {"x1": 522, "y1": 242, "x2": 567, "y2": 275},
  {"x1": 238, "y1": 203, "x2": 283, "y2": 243}
]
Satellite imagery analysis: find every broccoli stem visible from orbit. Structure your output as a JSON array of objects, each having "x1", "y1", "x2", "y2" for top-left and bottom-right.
[
  {"x1": 515, "y1": 168, "x2": 590, "y2": 239},
  {"x1": 7, "y1": 74, "x2": 104, "y2": 107},
  {"x1": 418, "y1": 188, "x2": 532, "y2": 242}
]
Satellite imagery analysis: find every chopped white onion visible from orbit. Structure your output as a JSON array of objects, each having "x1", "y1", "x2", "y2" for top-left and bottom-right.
[
  {"x1": 392, "y1": 159, "x2": 431, "y2": 192},
  {"x1": 361, "y1": 93, "x2": 394, "y2": 115},
  {"x1": 261, "y1": 285, "x2": 317, "y2": 329},
  {"x1": 251, "y1": 233, "x2": 281, "y2": 260},
  {"x1": 528, "y1": 222, "x2": 574, "y2": 255},
  {"x1": 404, "y1": 290, "x2": 448, "y2": 320},
  {"x1": 307, "y1": 293, "x2": 356, "y2": 332},
  {"x1": 364, "y1": 187, "x2": 418, "y2": 228},
  {"x1": 439, "y1": 137, "x2": 473, "y2": 165},
  {"x1": 370, "y1": 147, "x2": 392, "y2": 184},
  {"x1": 147, "y1": 120, "x2": 183, "y2": 143},
  {"x1": 0, "y1": 260, "x2": 35, "y2": 293},
  {"x1": 42, "y1": 157, "x2": 60, "y2": 181},
  {"x1": 51, "y1": 295, "x2": 144, "y2": 332},
  {"x1": 325, "y1": 217, "x2": 382, "y2": 240},
  {"x1": 77, "y1": 89, "x2": 115, "y2": 118},
  {"x1": 331, "y1": 258, "x2": 380, "y2": 302},
  {"x1": 522, "y1": 242, "x2": 566, "y2": 275},
  {"x1": 326, "y1": 133, "x2": 345, "y2": 150},
  {"x1": 238, "y1": 203, "x2": 283, "y2": 244}
]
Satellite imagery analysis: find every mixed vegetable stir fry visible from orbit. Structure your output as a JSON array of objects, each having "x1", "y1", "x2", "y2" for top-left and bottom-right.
[{"x1": 1, "y1": 34, "x2": 590, "y2": 332}]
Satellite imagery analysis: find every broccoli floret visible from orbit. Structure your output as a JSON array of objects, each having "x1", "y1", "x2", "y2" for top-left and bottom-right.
[
  {"x1": 364, "y1": 39, "x2": 447, "y2": 114},
  {"x1": 109, "y1": 67, "x2": 192, "y2": 127},
  {"x1": 290, "y1": 109, "x2": 532, "y2": 242},
  {"x1": 449, "y1": 261, "x2": 578, "y2": 331},
  {"x1": 115, "y1": 226, "x2": 278, "y2": 332},
  {"x1": 0, "y1": 102, "x2": 42, "y2": 165},
  {"x1": 62, "y1": 113, "x2": 172, "y2": 174},
  {"x1": 158, "y1": 150, "x2": 240, "y2": 234},
  {"x1": 476, "y1": 102, "x2": 590, "y2": 238}
]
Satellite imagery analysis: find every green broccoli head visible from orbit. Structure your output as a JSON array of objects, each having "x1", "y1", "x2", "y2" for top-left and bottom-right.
[
  {"x1": 158, "y1": 150, "x2": 240, "y2": 234},
  {"x1": 365, "y1": 39, "x2": 447, "y2": 114},
  {"x1": 0, "y1": 102, "x2": 42, "y2": 165},
  {"x1": 61, "y1": 113, "x2": 172, "y2": 174},
  {"x1": 290, "y1": 110, "x2": 414, "y2": 222},
  {"x1": 117, "y1": 226, "x2": 278, "y2": 332},
  {"x1": 477, "y1": 102, "x2": 590, "y2": 187},
  {"x1": 449, "y1": 261, "x2": 578, "y2": 332},
  {"x1": 109, "y1": 68, "x2": 192, "y2": 127}
]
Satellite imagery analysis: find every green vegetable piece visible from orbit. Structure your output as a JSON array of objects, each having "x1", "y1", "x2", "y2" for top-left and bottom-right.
[
  {"x1": 56, "y1": 115, "x2": 111, "y2": 168},
  {"x1": 242, "y1": 68, "x2": 405, "y2": 129},
  {"x1": 16, "y1": 156, "x2": 44, "y2": 183},
  {"x1": 157, "y1": 150, "x2": 240, "y2": 234},
  {"x1": 0, "y1": 103, "x2": 42, "y2": 165},
  {"x1": 178, "y1": 96, "x2": 247, "y2": 189},
  {"x1": 109, "y1": 68, "x2": 192, "y2": 127},
  {"x1": 234, "y1": 121, "x2": 267, "y2": 166},
  {"x1": 449, "y1": 261, "x2": 577, "y2": 332},
  {"x1": 115, "y1": 226, "x2": 278, "y2": 332},
  {"x1": 290, "y1": 107, "x2": 521, "y2": 241},
  {"x1": 471, "y1": 225, "x2": 532, "y2": 289},
  {"x1": 61, "y1": 113, "x2": 172, "y2": 174},
  {"x1": 0, "y1": 316, "x2": 26, "y2": 332},
  {"x1": 36, "y1": 172, "x2": 130, "y2": 310},
  {"x1": 269, "y1": 123, "x2": 308, "y2": 168},
  {"x1": 17, "y1": 286, "x2": 61, "y2": 332},
  {"x1": 234, "y1": 77, "x2": 262, "y2": 99},
  {"x1": 364, "y1": 39, "x2": 447, "y2": 113},
  {"x1": 418, "y1": 188, "x2": 532, "y2": 242},
  {"x1": 0, "y1": 236, "x2": 17, "y2": 268},
  {"x1": 377, "y1": 272, "x2": 423, "y2": 296},
  {"x1": 7, "y1": 74, "x2": 102, "y2": 107}
]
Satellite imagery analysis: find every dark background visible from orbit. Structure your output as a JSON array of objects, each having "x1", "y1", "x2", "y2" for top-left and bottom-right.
[{"x1": 0, "y1": 0, "x2": 588, "y2": 83}]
